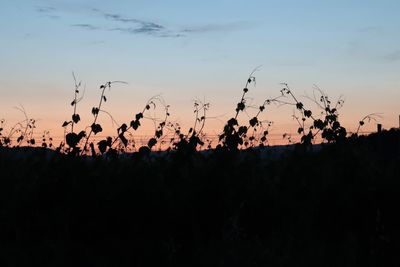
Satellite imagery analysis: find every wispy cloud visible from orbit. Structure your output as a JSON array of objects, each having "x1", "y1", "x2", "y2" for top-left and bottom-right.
[
  {"x1": 71, "y1": 24, "x2": 99, "y2": 31},
  {"x1": 35, "y1": 6, "x2": 56, "y2": 13},
  {"x1": 35, "y1": 6, "x2": 59, "y2": 19},
  {"x1": 92, "y1": 10, "x2": 178, "y2": 37},
  {"x1": 68, "y1": 9, "x2": 249, "y2": 38},
  {"x1": 182, "y1": 22, "x2": 249, "y2": 34},
  {"x1": 383, "y1": 50, "x2": 400, "y2": 62}
]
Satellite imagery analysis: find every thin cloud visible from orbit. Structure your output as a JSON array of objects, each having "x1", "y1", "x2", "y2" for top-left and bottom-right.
[
  {"x1": 71, "y1": 24, "x2": 99, "y2": 31},
  {"x1": 35, "y1": 6, "x2": 56, "y2": 13},
  {"x1": 69, "y1": 9, "x2": 249, "y2": 38},
  {"x1": 35, "y1": 6, "x2": 59, "y2": 19},
  {"x1": 383, "y1": 50, "x2": 400, "y2": 62},
  {"x1": 66, "y1": 9, "x2": 181, "y2": 38},
  {"x1": 182, "y1": 22, "x2": 249, "y2": 34}
]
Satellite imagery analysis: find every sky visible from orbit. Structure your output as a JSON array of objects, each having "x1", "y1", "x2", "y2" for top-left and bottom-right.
[{"x1": 0, "y1": 0, "x2": 399, "y2": 145}]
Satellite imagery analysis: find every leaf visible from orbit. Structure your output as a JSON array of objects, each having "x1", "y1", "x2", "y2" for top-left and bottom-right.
[
  {"x1": 313, "y1": 119, "x2": 325, "y2": 130},
  {"x1": 236, "y1": 102, "x2": 245, "y2": 112},
  {"x1": 72, "y1": 114, "x2": 81, "y2": 124},
  {"x1": 135, "y1": 113, "x2": 143, "y2": 120},
  {"x1": 304, "y1": 110, "x2": 312, "y2": 118},
  {"x1": 249, "y1": 117, "x2": 258, "y2": 127},
  {"x1": 91, "y1": 123, "x2": 103, "y2": 134},
  {"x1": 296, "y1": 102, "x2": 303, "y2": 110},
  {"x1": 97, "y1": 139, "x2": 109, "y2": 154},
  {"x1": 238, "y1": 126, "x2": 248, "y2": 136},
  {"x1": 243, "y1": 88, "x2": 248, "y2": 93},
  {"x1": 155, "y1": 130, "x2": 163, "y2": 139},
  {"x1": 147, "y1": 138, "x2": 157, "y2": 149},
  {"x1": 71, "y1": 100, "x2": 76, "y2": 106},
  {"x1": 103, "y1": 96, "x2": 107, "y2": 102},
  {"x1": 119, "y1": 133, "x2": 128, "y2": 147},
  {"x1": 332, "y1": 121, "x2": 340, "y2": 130},
  {"x1": 66, "y1": 133, "x2": 78, "y2": 147},
  {"x1": 130, "y1": 120, "x2": 140, "y2": 130},
  {"x1": 62, "y1": 121, "x2": 71, "y2": 127},
  {"x1": 92, "y1": 107, "x2": 99, "y2": 116},
  {"x1": 227, "y1": 118, "x2": 238, "y2": 127},
  {"x1": 297, "y1": 127, "x2": 304, "y2": 134}
]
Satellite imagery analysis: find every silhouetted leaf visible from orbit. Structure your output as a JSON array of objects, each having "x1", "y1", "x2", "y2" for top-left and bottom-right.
[
  {"x1": 92, "y1": 107, "x2": 99, "y2": 116},
  {"x1": 304, "y1": 110, "x2": 312, "y2": 118},
  {"x1": 97, "y1": 139, "x2": 108, "y2": 154},
  {"x1": 130, "y1": 120, "x2": 140, "y2": 130},
  {"x1": 332, "y1": 121, "x2": 340, "y2": 130},
  {"x1": 313, "y1": 119, "x2": 325, "y2": 130},
  {"x1": 119, "y1": 133, "x2": 128, "y2": 147},
  {"x1": 118, "y1": 123, "x2": 128, "y2": 134},
  {"x1": 155, "y1": 130, "x2": 163, "y2": 139},
  {"x1": 238, "y1": 126, "x2": 248, "y2": 136},
  {"x1": 227, "y1": 118, "x2": 238, "y2": 127},
  {"x1": 148, "y1": 138, "x2": 157, "y2": 148},
  {"x1": 72, "y1": 114, "x2": 80, "y2": 124},
  {"x1": 249, "y1": 117, "x2": 258, "y2": 127},
  {"x1": 136, "y1": 113, "x2": 143, "y2": 120},
  {"x1": 296, "y1": 102, "x2": 303, "y2": 110},
  {"x1": 66, "y1": 132, "x2": 79, "y2": 147},
  {"x1": 298, "y1": 127, "x2": 304, "y2": 134},
  {"x1": 91, "y1": 123, "x2": 103, "y2": 134},
  {"x1": 236, "y1": 102, "x2": 245, "y2": 112}
]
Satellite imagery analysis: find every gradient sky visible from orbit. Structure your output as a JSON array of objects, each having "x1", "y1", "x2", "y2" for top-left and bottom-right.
[{"x1": 1, "y1": 0, "x2": 399, "y2": 145}]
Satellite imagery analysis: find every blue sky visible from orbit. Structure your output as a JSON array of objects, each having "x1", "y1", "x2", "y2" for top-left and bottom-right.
[{"x1": 0, "y1": 0, "x2": 399, "y2": 142}]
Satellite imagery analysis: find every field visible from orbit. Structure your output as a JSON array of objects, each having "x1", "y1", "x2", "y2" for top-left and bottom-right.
[{"x1": 0, "y1": 128, "x2": 399, "y2": 266}]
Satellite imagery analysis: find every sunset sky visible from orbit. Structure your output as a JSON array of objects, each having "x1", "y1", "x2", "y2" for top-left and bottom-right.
[{"x1": 1, "y1": 0, "x2": 399, "y2": 145}]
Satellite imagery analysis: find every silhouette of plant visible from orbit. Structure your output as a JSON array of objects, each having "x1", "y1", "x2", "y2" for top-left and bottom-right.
[
  {"x1": 41, "y1": 130, "x2": 53, "y2": 148},
  {"x1": 217, "y1": 68, "x2": 259, "y2": 151},
  {"x1": 173, "y1": 99, "x2": 210, "y2": 153},
  {"x1": 279, "y1": 84, "x2": 347, "y2": 145},
  {"x1": 80, "y1": 80, "x2": 127, "y2": 155},
  {"x1": 355, "y1": 113, "x2": 383, "y2": 136},
  {"x1": 218, "y1": 68, "x2": 284, "y2": 151},
  {"x1": 2, "y1": 105, "x2": 37, "y2": 147},
  {"x1": 146, "y1": 102, "x2": 170, "y2": 151}
]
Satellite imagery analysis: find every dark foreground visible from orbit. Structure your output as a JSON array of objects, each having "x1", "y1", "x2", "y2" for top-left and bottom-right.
[{"x1": 1, "y1": 129, "x2": 400, "y2": 267}]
